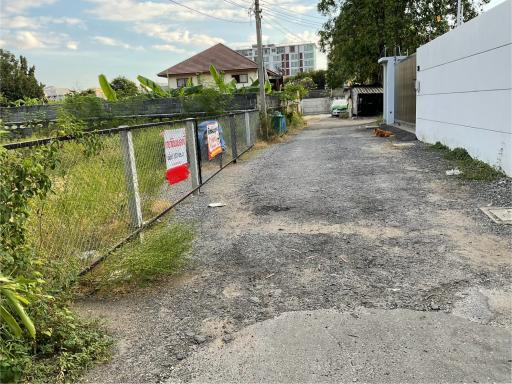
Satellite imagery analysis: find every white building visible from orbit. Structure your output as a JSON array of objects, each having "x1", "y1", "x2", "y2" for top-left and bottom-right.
[
  {"x1": 44, "y1": 86, "x2": 71, "y2": 101},
  {"x1": 235, "y1": 43, "x2": 317, "y2": 77},
  {"x1": 416, "y1": 0, "x2": 511, "y2": 176}
]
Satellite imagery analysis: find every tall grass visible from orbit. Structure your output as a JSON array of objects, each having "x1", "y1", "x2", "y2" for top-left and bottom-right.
[{"x1": 26, "y1": 126, "x2": 176, "y2": 288}]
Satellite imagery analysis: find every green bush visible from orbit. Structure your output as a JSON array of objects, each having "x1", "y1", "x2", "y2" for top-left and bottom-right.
[
  {"x1": 430, "y1": 142, "x2": 505, "y2": 181},
  {"x1": 0, "y1": 119, "x2": 111, "y2": 383}
]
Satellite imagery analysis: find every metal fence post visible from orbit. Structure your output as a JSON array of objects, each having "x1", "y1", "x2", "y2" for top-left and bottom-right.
[
  {"x1": 229, "y1": 114, "x2": 238, "y2": 163},
  {"x1": 186, "y1": 119, "x2": 201, "y2": 193},
  {"x1": 244, "y1": 111, "x2": 251, "y2": 147},
  {"x1": 119, "y1": 128, "x2": 143, "y2": 229}
]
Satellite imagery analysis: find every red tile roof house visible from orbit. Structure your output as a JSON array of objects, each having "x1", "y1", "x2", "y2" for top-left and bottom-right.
[{"x1": 157, "y1": 43, "x2": 281, "y2": 90}]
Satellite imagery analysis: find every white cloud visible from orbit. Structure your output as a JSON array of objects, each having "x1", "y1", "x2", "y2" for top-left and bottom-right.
[
  {"x1": 85, "y1": 0, "x2": 249, "y2": 22},
  {"x1": 15, "y1": 31, "x2": 46, "y2": 49},
  {"x1": 93, "y1": 35, "x2": 143, "y2": 50},
  {"x1": 133, "y1": 23, "x2": 224, "y2": 47},
  {"x1": 10, "y1": 30, "x2": 80, "y2": 50},
  {"x1": 152, "y1": 44, "x2": 186, "y2": 53},
  {"x1": 66, "y1": 41, "x2": 79, "y2": 50},
  {"x1": 281, "y1": 30, "x2": 319, "y2": 44},
  {"x1": 1, "y1": 0, "x2": 57, "y2": 15},
  {"x1": 1, "y1": 15, "x2": 85, "y2": 29}
]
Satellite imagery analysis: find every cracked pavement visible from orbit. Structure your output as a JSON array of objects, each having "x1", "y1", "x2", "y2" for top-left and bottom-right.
[{"x1": 80, "y1": 116, "x2": 512, "y2": 383}]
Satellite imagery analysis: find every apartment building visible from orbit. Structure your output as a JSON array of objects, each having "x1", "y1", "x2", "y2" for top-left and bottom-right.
[{"x1": 235, "y1": 43, "x2": 316, "y2": 77}]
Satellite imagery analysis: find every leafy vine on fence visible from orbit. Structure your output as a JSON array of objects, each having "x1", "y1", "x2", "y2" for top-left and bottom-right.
[{"x1": 0, "y1": 118, "x2": 110, "y2": 383}]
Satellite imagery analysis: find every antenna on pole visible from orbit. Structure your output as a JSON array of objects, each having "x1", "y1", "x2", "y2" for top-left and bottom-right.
[{"x1": 456, "y1": 0, "x2": 463, "y2": 27}]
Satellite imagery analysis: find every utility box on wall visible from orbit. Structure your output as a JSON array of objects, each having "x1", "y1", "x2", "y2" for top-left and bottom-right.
[{"x1": 416, "y1": 0, "x2": 512, "y2": 176}]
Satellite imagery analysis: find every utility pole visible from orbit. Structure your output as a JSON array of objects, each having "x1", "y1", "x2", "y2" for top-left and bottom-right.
[{"x1": 254, "y1": 0, "x2": 268, "y2": 138}]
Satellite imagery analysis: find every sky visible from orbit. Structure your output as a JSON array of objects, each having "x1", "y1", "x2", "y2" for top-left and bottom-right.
[
  {"x1": 0, "y1": 0, "x2": 507, "y2": 90},
  {"x1": 0, "y1": 0, "x2": 329, "y2": 89}
]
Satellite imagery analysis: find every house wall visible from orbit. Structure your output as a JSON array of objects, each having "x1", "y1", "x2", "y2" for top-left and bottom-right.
[
  {"x1": 167, "y1": 70, "x2": 258, "y2": 90},
  {"x1": 416, "y1": 0, "x2": 512, "y2": 175}
]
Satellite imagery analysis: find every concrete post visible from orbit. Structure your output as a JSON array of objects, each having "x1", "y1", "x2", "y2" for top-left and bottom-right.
[
  {"x1": 119, "y1": 129, "x2": 143, "y2": 229},
  {"x1": 244, "y1": 111, "x2": 251, "y2": 147},
  {"x1": 229, "y1": 115, "x2": 238, "y2": 163},
  {"x1": 185, "y1": 119, "x2": 201, "y2": 193},
  {"x1": 378, "y1": 56, "x2": 406, "y2": 125}
]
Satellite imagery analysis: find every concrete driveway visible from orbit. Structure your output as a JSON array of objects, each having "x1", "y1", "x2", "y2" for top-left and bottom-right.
[{"x1": 82, "y1": 115, "x2": 512, "y2": 383}]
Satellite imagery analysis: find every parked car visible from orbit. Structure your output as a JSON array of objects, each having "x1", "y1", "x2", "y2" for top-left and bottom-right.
[{"x1": 331, "y1": 98, "x2": 348, "y2": 117}]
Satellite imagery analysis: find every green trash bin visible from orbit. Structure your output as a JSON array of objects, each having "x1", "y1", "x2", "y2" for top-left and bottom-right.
[{"x1": 272, "y1": 111, "x2": 287, "y2": 136}]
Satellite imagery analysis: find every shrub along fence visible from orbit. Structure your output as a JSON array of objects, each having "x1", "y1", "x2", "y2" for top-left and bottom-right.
[
  {"x1": 3, "y1": 109, "x2": 260, "y2": 284},
  {"x1": 0, "y1": 94, "x2": 281, "y2": 127}
]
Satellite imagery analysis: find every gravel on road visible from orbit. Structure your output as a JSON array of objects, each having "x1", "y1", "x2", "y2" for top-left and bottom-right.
[{"x1": 79, "y1": 116, "x2": 511, "y2": 384}]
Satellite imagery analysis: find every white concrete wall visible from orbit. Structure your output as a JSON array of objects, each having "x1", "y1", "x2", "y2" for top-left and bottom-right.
[
  {"x1": 301, "y1": 97, "x2": 331, "y2": 115},
  {"x1": 167, "y1": 71, "x2": 258, "y2": 90},
  {"x1": 416, "y1": 0, "x2": 512, "y2": 175}
]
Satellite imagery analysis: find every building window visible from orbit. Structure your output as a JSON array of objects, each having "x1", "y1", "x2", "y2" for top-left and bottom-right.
[
  {"x1": 233, "y1": 74, "x2": 248, "y2": 84},
  {"x1": 304, "y1": 52, "x2": 314, "y2": 59},
  {"x1": 289, "y1": 45, "x2": 296, "y2": 53},
  {"x1": 276, "y1": 47, "x2": 285, "y2": 54},
  {"x1": 303, "y1": 44, "x2": 314, "y2": 52},
  {"x1": 290, "y1": 53, "x2": 299, "y2": 60},
  {"x1": 176, "y1": 77, "x2": 190, "y2": 87}
]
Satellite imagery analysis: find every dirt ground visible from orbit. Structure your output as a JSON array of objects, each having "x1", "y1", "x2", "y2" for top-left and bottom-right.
[{"x1": 79, "y1": 115, "x2": 512, "y2": 383}]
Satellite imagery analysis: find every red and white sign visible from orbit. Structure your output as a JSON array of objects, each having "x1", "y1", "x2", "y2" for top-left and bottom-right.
[
  {"x1": 207, "y1": 121, "x2": 223, "y2": 160},
  {"x1": 164, "y1": 128, "x2": 189, "y2": 185}
]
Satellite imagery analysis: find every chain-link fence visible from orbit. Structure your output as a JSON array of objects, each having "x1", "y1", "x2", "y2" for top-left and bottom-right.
[{"x1": 4, "y1": 109, "x2": 260, "y2": 282}]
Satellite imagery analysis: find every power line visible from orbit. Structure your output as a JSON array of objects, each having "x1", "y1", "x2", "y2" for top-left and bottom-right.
[
  {"x1": 168, "y1": 0, "x2": 251, "y2": 23},
  {"x1": 262, "y1": 7, "x2": 322, "y2": 28},
  {"x1": 261, "y1": 7, "x2": 323, "y2": 28},
  {"x1": 263, "y1": 13, "x2": 307, "y2": 43},
  {"x1": 260, "y1": 0, "x2": 325, "y2": 21},
  {"x1": 222, "y1": 0, "x2": 251, "y2": 10}
]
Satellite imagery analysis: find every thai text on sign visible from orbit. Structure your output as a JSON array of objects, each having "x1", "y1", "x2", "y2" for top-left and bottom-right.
[
  {"x1": 207, "y1": 121, "x2": 223, "y2": 160},
  {"x1": 163, "y1": 128, "x2": 189, "y2": 185}
]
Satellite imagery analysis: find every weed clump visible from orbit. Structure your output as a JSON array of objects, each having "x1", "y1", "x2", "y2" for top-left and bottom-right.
[
  {"x1": 84, "y1": 223, "x2": 194, "y2": 293},
  {"x1": 430, "y1": 142, "x2": 506, "y2": 181}
]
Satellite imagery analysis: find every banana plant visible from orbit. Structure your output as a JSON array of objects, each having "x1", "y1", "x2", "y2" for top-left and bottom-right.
[
  {"x1": 0, "y1": 275, "x2": 35, "y2": 339},
  {"x1": 98, "y1": 74, "x2": 117, "y2": 101},
  {"x1": 209, "y1": 65, "x2": 237, "y2": 94},
  {"x1": 137, "y1": 75, "x2": 168, "y2": 97},
  {"x1": 236, "y1": 78, "x2": 273, "y2": 94}
]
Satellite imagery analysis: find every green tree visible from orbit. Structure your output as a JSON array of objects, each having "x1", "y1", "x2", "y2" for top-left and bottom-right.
[
  {"x1": 0, "y1": 49, "x2": 44, "y2": 104},
  {"x1": 284, "y1": 70, "x2": 327, "y2": 89},
  {"x1": 318, "y1": 0, "x2": 488, "y2": 87},
  {"x1": 109, "y1": 76, "x2": 140, "y2": 99}
]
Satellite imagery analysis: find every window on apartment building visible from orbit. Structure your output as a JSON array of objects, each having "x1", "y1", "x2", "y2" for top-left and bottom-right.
[
  {"x1": 290, "y1": 61, "x2": 299, "y2": 68},
  {"x1": 264, "y1": 48, "x2": 270, "y2": 54},
  {"x1": 290, "y1": 53, "x2": 299, "y2": 60},
  {"x1": 304, "y1": 52, "x2": 314, "y2": 59},
  {"x1": 233, "y1": 74, "x2": 248, "y2": 84},
  {"x1": 290, "y1": 68, "x2": 298, "y2": 75},
  {"x1": 176, "y1": 77, "x2": 190, "y2": 87},
  {"x1": 304, "y1": 59, "x2": 314, "y2": 67},
  {"x1": 303, "y1": 44, "x2": 314, "y2": 51},
  {"x1": 289, "y1": 46, "x2": 296, "y2": 53},
  {"x1": 273, "y1": 55, "x2": 280, "y2": 61},
  {"x1": 276, "y1": 47, "x2": 285, "y2": 54}
]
